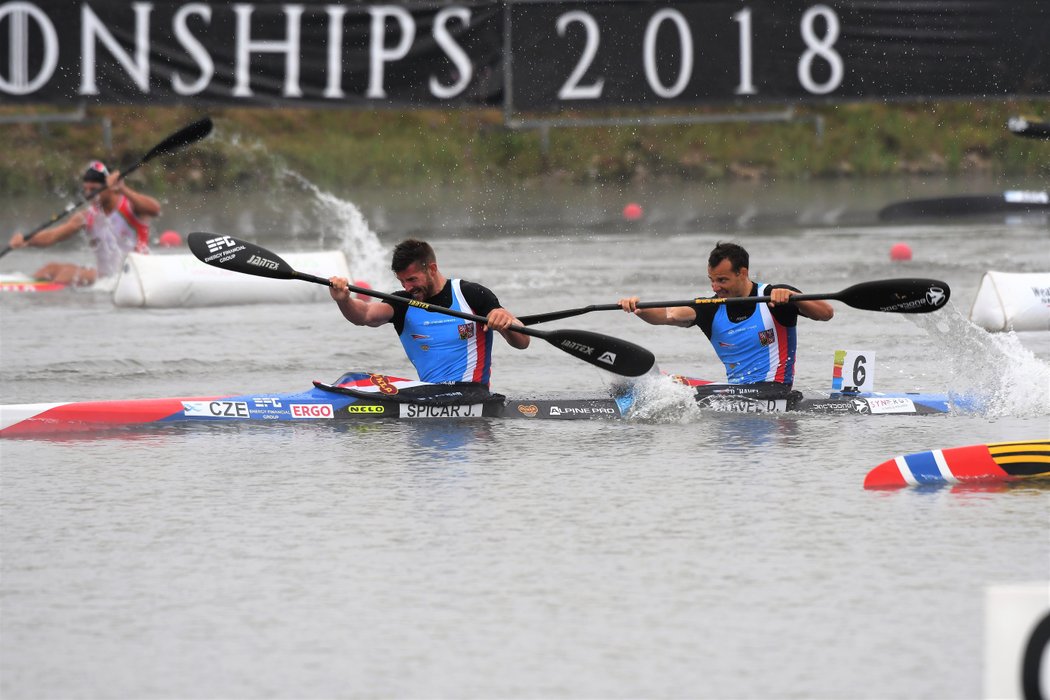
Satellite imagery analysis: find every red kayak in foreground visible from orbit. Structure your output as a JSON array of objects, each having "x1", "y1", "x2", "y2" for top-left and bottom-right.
[{"x1": 864, "y1": 440, "x2": 1050, "y2": 488}]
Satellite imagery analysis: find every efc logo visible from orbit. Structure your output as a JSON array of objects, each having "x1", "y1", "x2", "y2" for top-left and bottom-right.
[
  {"x1": 290, "y1": 404, "x2": 334, "y2": 418},
  {"x1": 206, "y1": 235, "x2": 236, "y2": 253}
]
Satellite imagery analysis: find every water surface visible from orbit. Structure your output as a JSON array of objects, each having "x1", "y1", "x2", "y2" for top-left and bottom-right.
[{"x1": 1, "y1": 176, "x2": 1048, "y2": 699}]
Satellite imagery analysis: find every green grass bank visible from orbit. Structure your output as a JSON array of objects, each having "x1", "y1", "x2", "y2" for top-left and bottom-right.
[{"x1": 2, "y1": 100, "x2": 1048, "y2": 196}]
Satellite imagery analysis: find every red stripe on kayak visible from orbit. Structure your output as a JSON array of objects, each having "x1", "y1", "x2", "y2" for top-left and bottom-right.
[
  {"x1": 0, "y1": 397, "x2": 220, "y2": 436},
  {"x1": 863, "y1": 458, "x2": 908, "y2": 488},
  {"x1": 865, "y1": 442, "x2": 1019, "y2": 489},
  {"x1": 0, "y1": 281, "x2": 66, "y2": 292},
  {"x1": 938, "y1": 444, "x2": 1009, "y2": 481}
]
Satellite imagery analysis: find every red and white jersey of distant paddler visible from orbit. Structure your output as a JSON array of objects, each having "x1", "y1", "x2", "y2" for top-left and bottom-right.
[{"x1": 82, "y1": 195, "x2": 150, "y2": 278}]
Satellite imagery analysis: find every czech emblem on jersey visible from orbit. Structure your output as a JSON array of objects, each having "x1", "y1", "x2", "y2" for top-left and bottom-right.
[
  {"x1": 758, "y1": 329, "x2": 775, "y2": 346},
  {"x1": 458, "y1": 323, "x2": 475, "y2": 340}
]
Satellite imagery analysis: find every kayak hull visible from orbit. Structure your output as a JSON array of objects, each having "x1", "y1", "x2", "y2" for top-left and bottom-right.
[
  {"x1": 864, "y1": 440, "x2": 1050, "y2": 488},
  {"x1": 0, "y1": 275, "x2": 66, "y2": 292},
  {"x1": 0, "y1": 371, "x2": 967, "y2": 437}
]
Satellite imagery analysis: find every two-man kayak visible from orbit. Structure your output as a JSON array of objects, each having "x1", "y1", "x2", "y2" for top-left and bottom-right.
[{"x1": 0, "y1": 370, "x2": 975, "y2": 437}]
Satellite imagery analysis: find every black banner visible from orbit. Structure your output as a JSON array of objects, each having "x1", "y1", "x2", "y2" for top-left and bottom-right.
[
  {"x1": 1, "y1": 0, "x2": 1048, "y2": 108},
  {"x1": 0, "y1": 1, "x2": 502, "y2": 106},
  {"x1": 508, "y1": 0, "x2": 1050, "y2": 110}
]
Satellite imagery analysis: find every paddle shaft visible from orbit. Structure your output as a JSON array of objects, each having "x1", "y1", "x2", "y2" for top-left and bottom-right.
[
  {"x1": 0, "y1": 117, "x2": 212, "y2": 259},
  {"x1": 518, "y1": 278, "x2": 950, "y2": 325},
  {"x1": 520, "y1": 294, "x2": 839, "y2": 325},
  {"x1": 297, "y1": 270, "x2": 573, "y2": 341}
]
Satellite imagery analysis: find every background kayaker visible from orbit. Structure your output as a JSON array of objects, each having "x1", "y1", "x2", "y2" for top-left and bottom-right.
[
  {"x1": 618, "y1": 241, "x2": 834, "y2": 397},
  {"x1": 329, "y1": 238, "x2": 530, "y2": 389},
  {"x1": 6, "y1": 161, "x2": 161, "y2": 286}
]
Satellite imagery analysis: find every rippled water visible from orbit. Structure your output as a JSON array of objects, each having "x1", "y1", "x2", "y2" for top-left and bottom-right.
[{"x1": 1, "y1": 175, "x2": 1048, "y2": 699}]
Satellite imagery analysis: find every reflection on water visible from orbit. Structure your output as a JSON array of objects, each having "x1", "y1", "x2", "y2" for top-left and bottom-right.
[
  {"x1": 701, "y1": 413, "x2": 804, "y2": 452},
  {"x1": 398, "y1": 420, "x2": 495, "y2": 462}
]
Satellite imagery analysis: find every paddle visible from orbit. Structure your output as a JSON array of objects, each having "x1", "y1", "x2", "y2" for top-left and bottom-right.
[
  {"x1": 187, "y1": 232, "x2": 657, "y2": 377},
  {"x1": 517, "y1": 278, "x2": 952, "y2": 326},
  {"x1": 0, "y1": 117, "x2": 214, "y2": 259}
]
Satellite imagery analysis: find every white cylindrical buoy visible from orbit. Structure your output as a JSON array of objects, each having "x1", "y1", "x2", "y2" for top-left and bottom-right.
[{"x1": 969, "y1": 271, "x2": 1050, "y2": 332}]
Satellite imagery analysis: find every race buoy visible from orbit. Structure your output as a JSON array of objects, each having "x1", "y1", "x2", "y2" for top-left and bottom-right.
[
  {"x1": 353, "y1": 280, "x2": 373, "y2": 302},
  {"x1": 889, "y1": 242, "x2": 912, "y2": 261},
  {"x1": 969, "y1": 270, "x2": 1050, "y2": 332},
  {"x1": 158, "y1": 230, "x2": 183, "y2": 248},
  {"x1": 623, "y1": 202, "x2": 643, "y2": 221}
]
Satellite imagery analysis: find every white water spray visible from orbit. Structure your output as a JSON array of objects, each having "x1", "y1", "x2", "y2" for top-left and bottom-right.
[
  {"x1": 280, "y1": 170, "x2": 389, "y2": 286},
  {"x1": 911, "y1": 303, "x2": 1050, "y2": 417}
]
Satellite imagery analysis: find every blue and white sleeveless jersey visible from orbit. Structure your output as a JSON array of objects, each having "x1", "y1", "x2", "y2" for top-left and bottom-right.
[
  {"x1": 398, "y1": 279, "x2": 494, "y2": 385},
  {"x1": 707, "y1": 282, "x2": 797, "y2": 384}
]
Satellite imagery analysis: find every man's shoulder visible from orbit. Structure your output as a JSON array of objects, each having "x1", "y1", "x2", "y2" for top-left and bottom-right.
[
  {"x1": 457, "y1": 279, "x2": 492, "y2": 294},
  {"x1": 764, "y1": 282, "x2": 801, "y2": 293},
  {"x1": 690, "y1": 297, "x2": 719, "y2": 318},
  {"x1": 456, "y1": 280, "x2": 501, "y2": 315}
]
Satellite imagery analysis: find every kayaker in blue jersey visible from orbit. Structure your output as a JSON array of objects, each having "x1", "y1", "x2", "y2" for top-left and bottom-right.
[
  {"x1": 328, "y1": 239, "x2": 530, "y2": 389},
  {"x1": 618, "y1": 241, "x2": 833, "y2": 397}
]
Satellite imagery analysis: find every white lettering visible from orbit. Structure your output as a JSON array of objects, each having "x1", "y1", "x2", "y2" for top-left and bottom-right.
[
  {"x1": 556, "y1": 10, "x2": 603, "y2": 100},
  {"x1": 429, "y1": 6, "x2": 472, "y2": 99},
  {"x1": 172, "y1": 3, "x2": 213, "y2": 95},
  {"x1": 233, "y1": 3, "x2": 303, "y2": 98},
  {"x1": 367, "y1": 5, "x2": 415, "y2": 99},
  {"x1": 798, "y1": 4, "x2": 843, "y2": 95},
  {"x1": 733, "y1": 8, "x2": 756, "y2": 95},
  {"x1": 1005, "y1": 190, "x2": 1050, "y2": 204},
  {"x1": 644, "y1": 8, "x2": 693, "y2": 99},
  {"x1": 0, "y1": 2, "x2": 59, "y2": 95},
  {"x1": 80, "y1": 2, "x2": 152, "y2": 95},
  {"x1": 323, "y1": 5, "x2": 347, "y2": 98}
]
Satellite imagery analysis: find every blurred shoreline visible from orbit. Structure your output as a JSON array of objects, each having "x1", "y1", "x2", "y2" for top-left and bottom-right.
[{"x1": 1, "y1": 100, "x2": 1047, "y2": 196}]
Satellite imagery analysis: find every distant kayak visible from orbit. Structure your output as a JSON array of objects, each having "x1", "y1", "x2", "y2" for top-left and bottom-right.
[
  {"x1": 878, "y1": 191, "x2": 1050, "y2": 221},
  {"x1": 1008, "y1": 116, "x2": 1050, "y2": 139},
  {"x1": 0, "y1": 274, "x2": 66, "y2": 293}
]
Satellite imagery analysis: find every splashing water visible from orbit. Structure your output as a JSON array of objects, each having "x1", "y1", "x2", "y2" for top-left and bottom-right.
[
  {"x1": 910, "y1": 304, "x2": 1050, "y2": 417},
  {"x1": 207, "y1": 128, "x2": 389, "y2": 286},
  {"x1": 280, "y1": 169, "x2": 389, "y2": 285},
  {"x1": 606, "y1": 371, "x2": 704, "y2": 422}
]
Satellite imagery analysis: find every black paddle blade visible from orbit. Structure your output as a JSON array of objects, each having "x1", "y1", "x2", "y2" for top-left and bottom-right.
[
  {"x1": 144, "y1": 117, "x2": 213, "y2": 161},
  {"x1": 187, "y1": 232, "x2": 295, "y2": 280},
  {"x1": 543, "y1": 329, "x2": 656, "y2": 377},
  {"x1": 839, "y1": 278, "x2": 951, "y2": 313}
]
